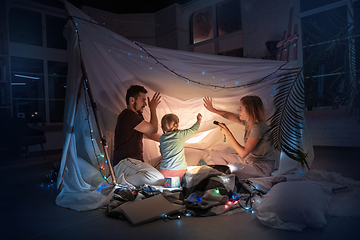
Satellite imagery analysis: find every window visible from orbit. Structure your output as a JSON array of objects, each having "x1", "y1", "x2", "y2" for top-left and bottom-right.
[
  {"x1": 48, "y1": 61, "x2": 67, "y2": 122},
  {"x1": 10, "y1": 57, "x2": 67, "y2": 124},
  {"x1": 191, "y1": 7, "x2": 214, "y2": 44},
  {"x1": 11, "y1": 57, "x2": 45, "y2": 123},
  {"x1": 216, "y1": 0, "x2": 242, "y2": 37},
  {"x1": 300, "y1": 1, "x2": 358, "y2": 109},
  {"x1": 46, "y1": 15, "x2": 67, "y2": 50},
  {"x1": 191, "y1": 0, "x2": 242, "y2": 44},
  {"x1": 300, "y1": 0, "x2": 341, "y2": 12},
  {"x1": 189, "y1": 0, "x2": 243, "y2": 57},
  {"x1": 355, "y1": 1, "x2": 360, "y2": 73},
  {"x1": 9, "y1": 6, "x2": 67, "y2": 124},
  {"x1": 9, "y1": 7, "x2": 43, "y2": 46}
]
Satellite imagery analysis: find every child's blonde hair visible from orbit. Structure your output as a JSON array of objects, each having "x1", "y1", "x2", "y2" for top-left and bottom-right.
[{"x1": 161, "y1": 114, "x2": 179, "y2": 133}]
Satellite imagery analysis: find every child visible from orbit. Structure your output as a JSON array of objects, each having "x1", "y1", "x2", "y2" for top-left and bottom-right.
[
  {"x1": 203, "y1": 96, "x2": 275, "y2": 179},
  {"x1": 159, "y1": 113, "x2": 202, "y2": 180}
]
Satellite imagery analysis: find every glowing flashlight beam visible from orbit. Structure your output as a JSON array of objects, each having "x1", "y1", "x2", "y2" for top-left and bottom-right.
[{"x1": 185, "y1": 129, "x2": 213, "y2": 144}]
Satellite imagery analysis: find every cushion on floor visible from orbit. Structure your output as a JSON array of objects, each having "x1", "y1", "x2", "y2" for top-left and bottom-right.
[{"x1": 255, "y1": 180, "x2": 332, "y2": 231}]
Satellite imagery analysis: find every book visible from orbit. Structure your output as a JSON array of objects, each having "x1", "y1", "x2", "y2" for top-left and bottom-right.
[{"x1": 120, "y1": 194, "x2": 184, "y2": 226}]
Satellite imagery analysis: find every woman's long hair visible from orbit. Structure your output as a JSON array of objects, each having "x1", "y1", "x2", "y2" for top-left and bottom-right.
[{"x1": 241, "y1": 96, "x2": 265, "y2": 136}]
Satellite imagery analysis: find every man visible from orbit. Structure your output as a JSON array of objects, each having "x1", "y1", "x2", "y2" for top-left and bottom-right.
[{"x1": 112, "y1": 85, "x2": 164, "y2": 186}]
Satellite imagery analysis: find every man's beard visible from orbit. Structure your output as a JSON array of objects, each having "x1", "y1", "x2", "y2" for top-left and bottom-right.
[{"x1": 134, "y1": 101, "x2": 143, "y2": 114}]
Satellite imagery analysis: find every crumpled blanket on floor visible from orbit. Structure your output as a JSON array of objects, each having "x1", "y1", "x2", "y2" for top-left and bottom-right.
[
  {"x1": 106, "y1": 165, "x2": 265, "y2": 219},
  {"x1": 106, "y1": 166, "x2": 360, "y2": 231}
]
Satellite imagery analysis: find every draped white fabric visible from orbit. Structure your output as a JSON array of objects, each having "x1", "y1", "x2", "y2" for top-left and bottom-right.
[{"x1": 56, "y1": 1, "x2": 314, "y2": 211}]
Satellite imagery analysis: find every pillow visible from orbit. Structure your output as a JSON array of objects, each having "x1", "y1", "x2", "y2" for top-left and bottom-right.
[{"x1": 255, "y1": 181, "x2": 332, "y2": 231}]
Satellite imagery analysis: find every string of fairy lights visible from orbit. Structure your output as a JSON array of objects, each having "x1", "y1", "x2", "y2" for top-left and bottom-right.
[
  {"x1": 83, "y1": 81, "x2": 109, "y2": 183},
  {"x1": 132, "y1": 41, "x2": 290, "y2": 90},
  {"x1": 47, "y1": 15, "x2": 302, "y2": 214},
  {"x1": 70, "y1": 15, "x2": 110, "y2": 182},
  {"x1": 70, "y1": 15, "x2": 293, "y2": 91},
  {"x1": 67, "y1": 15, "x2": 295, "y2": 184}
]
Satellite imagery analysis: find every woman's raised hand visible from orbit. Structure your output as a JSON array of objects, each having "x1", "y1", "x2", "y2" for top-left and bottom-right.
[{"x1": 203, "y1": 97, "x2": 216, "y2": 113}]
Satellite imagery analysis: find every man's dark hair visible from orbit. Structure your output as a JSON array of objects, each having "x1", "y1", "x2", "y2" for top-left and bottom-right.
[{"x1": 126, "y1": 85, "x2": 147, "y2": 105}]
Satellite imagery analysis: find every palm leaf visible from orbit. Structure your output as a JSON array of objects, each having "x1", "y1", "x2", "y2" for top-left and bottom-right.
[
  {"x1": 268, "y1": 67, "x2": 309, "y2": 169},
  {"x1": 268, "y1": 3, "x2": 360, "y2": 168}
]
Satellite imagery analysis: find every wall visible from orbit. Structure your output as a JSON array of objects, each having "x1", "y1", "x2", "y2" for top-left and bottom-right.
[
  {"x1": 82, "y1": 4, "x2": 183, "y2": 49},
  {"x1": 305, "y1": 109, "x2": 360, "y2": 147},
  {"x1": 241, "y1": 0, "x2": 292, "y2": 59},
  {"x1": 82, "y1": 7, "x2": 157, "y2": 46},
  {"x1": 154, "y1": 4, "x2": 182, "y2": 50}
]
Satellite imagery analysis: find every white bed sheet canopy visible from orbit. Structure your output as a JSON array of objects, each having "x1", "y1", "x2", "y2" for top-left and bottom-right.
[{"x1": 56, "y1": 1, "x2": 314, "y2": 211}]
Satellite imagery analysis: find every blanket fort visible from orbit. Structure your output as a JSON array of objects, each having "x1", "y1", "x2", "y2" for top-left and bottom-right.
[{"x1": 56, "y1": 1, "x2": 314, "y2": 211}]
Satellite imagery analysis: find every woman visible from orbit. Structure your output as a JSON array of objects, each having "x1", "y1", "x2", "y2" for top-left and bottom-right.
[{"x1": 203, "y1": 96, "x2": 275, "y2": 179}]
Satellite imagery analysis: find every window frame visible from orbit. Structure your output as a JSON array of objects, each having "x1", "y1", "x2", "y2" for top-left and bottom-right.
[
  {"x1": 298, "y1": 0, "x2": 356, "y2": 110},
  {"x1": 188, "y1": 0, "x2": 243, "y2": 56},
  {"x1": 8, "y1": 2, "x2": 67, "y2": 125}
]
